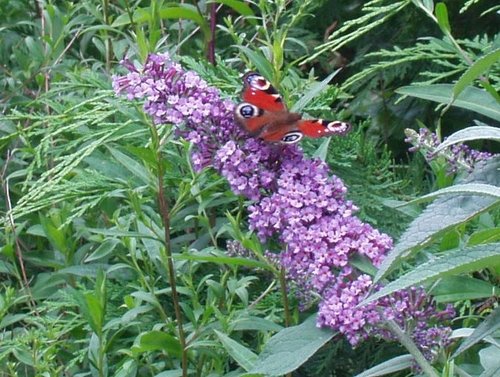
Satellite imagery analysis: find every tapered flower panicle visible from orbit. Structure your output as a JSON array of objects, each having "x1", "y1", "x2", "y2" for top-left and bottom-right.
[
  {"x1": 114, "y1": 54, "x2": 454, "y2": 358},
  {"x1": 405, "y1": 128, "x2": 492, "y2": 174}
]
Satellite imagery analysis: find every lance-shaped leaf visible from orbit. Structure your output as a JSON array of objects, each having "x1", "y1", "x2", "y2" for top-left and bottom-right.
[
  {"x1": 355, "y1": 354, "x2": 414, "y2": 377},
  {"x1": 454, "y1": 49, "x2": 500, "y2": 100},
  {"x1": 434, "y1": 124, "x2": 500, "y2": 154},
  {"x1": 399, "y1": 183, "x2": 500, "y2": 207},
  {"x1": 363, "y1": 242, "x2": 500, "y2": 306},
  {"x1": 243, "y1": 315, "x2": 336, "y2": 376},
  {"x1": 396, "y1": 84, "x2": 500, "y2": 121},
  {"x1": 214, "y1": 330, "x2": 258, "y2": 371},
  {"x1": 375, "y1": 157, "x2": 500, "y2": 283}
]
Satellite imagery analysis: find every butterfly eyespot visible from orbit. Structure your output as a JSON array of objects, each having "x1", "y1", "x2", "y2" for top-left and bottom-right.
[
  {"x1": 236, "y1": 103, "x2": 260, "y2": 118},
  {"x1": 281, "y1": 131, "x2": 303, "y2": 144},
  {"x1": 327, "y1": 121, "x2": 351, "y2": 134},
  {"x1": 246, "y1": 73, "x2": 271, "y2": 91}
]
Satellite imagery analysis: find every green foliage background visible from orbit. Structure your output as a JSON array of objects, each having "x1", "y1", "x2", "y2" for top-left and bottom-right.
[{"x1": 0, "y1": 1, "x2": 499, "y2": 376}]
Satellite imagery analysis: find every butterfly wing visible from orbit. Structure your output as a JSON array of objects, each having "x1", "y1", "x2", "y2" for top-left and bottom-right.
[
  {"x1": 297, "y1": 119, "x2": 351, "y2": 139},
  {"x1": 235, "y1": 72, "x2": 291, "y2": 139},
  {"x1": 234, "y1": 102, "x2": 302, "y2": 141},
  {"x1": 241, "y1": 72, "x2": 287, "y2": 112}
]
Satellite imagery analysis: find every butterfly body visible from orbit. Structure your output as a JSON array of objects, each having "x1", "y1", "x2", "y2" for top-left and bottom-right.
[{"x1": 235, "y1": 72, "x2": 350, "y2": 144}]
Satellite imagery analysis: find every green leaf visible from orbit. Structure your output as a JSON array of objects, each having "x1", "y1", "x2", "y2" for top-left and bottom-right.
[
  {"x1": 154, "y1": 370, "x2": 185, "y2": 377},
  {"x1": 85, "y1": 239, "x2": 120, "y2": 262},
  {"x1": 0, "y1": 314, "x2": 29, "y2": 330},
  {"x1": 363, "y1": 243, "x2": 500, "y2": 306},
  {"x1": 176, "y1": 250, "x2": 272, "y2": 270},
  {"x1": 479, "y1": 345, "x2": 500, "y2": 375},
  {"x1": 133, "y1": 331, "x2": 182, "y2": 358},
  {"x1": 468, "y1": 228, "x2": 500, "y2": 246},
  {"x1": 434, "y1": 2, "x2": 451, "y2": 33},
  {"x1": 422, "y1": 0, "x2": 434, "y2": 12},
  {"x1": 85, "y1": 292, "x2": 104, "y2": 332},
  {"x1": 59, "y1": 264, "x2": 110, "y2": 278},
  {"x1": 350, "y1": 254, "x2": 379, "y2": 277},
  {"x1": 454, "y1": 49, "x2": 500, "y2": 98},
  {"x1": 114, "y1": 360, "x2": 138, "y2": 377},
  {"x1": 159, "y1": 5, "x2": 210, "y2": 39},
  {"x1": 209, "y1": 0, "x2": 255, "y2": 18},
  {"x1": 434, "y1": 124, "x2": 500, "y2": 154},
  {"x1": 38, "y1": 214, "x2": 67, "y2": 253},
  {"x1": 374, "y1": 157, "x2": 500, "y2": 283},
  {"x1": 232, "y1": 316, "x2": 283, "y2": 332},
  {"x1": 431, "y1": 276, "x2": 499, "y2": 302},
  {"x1": 396, "y1": 84, "x2": 500, "y2": 121},
  {"x1": 113, "y1": 4, "x2": 209, "y2": 38},
  {"x1": 401, "y1": 183, "x2": 500, "y2": 206},
  {"x1": 107, "y1": 146, "x2": 152, "y2": 185},
  {"x1": 355, "y1": 354, "x2": 414, "y2": 377},
  {"x1": 452, "y1": 307, "x2": 500, "y2": 358},
  {"x1": 112, "y1": 7, "x2": 149, "y2": 26},
  {"x1": 12, "y1": 346, "x2": 34, "y2": 366},
  {"x1": 214, "y1": 330, "x2": 258, "y2": 371},
  {"x1": 291, "y1": 68, "x2": 343, "y2": 113},
  {"x1": 87, "y1": 228, "x2": 158, "y2": 240},
  {"x1": 244, "y1": 315, "x2": 335, "y2": 376},
  {"x1": 312, "y1": 138, "x2": 331, "y2": 161},
  {"x1": 234, "y1": 46, "x2": 274, "y2": 80}
]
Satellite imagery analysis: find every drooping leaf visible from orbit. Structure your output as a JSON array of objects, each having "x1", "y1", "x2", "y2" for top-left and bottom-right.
[
  {"x1": 209, "y1": 0, "x2": 255, "y2": 19},
  {"x1": 355, "y1": 354, "x2": 414, "y2": 377},
  {"x1": 375, "y1": 157, "x2": 500, "y2": 282},
  {"x1": 244, "y1": 315, "x2": 335, "y2": 376},
  {"x1": 214, "y1": 330, "x2": 258, "y2": 371},
  {"x1": 107, "y1": 146, "x2": 152, "y2": 185},
  {"x1": 431, "y1": 276, "x2": 499, "y2": 302},
  {"x1": 133, "y1": 331, "x2": 182, "y2": 358},
  {"x1": 159, "y1": 5, "x2": 210, "y2": 40},
  {"x1": 232, "y1": 316, "x2": 283, "y2": 332},
  {"x1": 363, "y1": 242, "x2": 500, "y2": 305},
  {"x1": 113, "y1": 4, "x2": 209, "y2": 38},
  {"x1": 400, "y1": 183, "x2": 500, "y2": 206},
  {"x1": 396, "y1": 84, "x2": 500, "y2": 121},
  {"x1": 176, "y1": 249, "x2": 272, "y2": 270},
  {"x1": 434, "y1": 124, "x2": 500, "y2": 154},
  {"x1": 85, "y1": 239, "x2": 121, "y2": 262}
]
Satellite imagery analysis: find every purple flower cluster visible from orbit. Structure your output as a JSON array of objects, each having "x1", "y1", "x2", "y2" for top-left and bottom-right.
[
  {"x1": 113, "y1": 53, "x2": 244, "y2": 171},
  {"x1": 319, "y1": 279, "x2": 455, "y2": 353},
  {"x1": 113, "y1": 54, "x2": 454, "y2": 357},
  {"x1": 405, "y1": 128, "x2": 493, "y2": 174},
  {"x1": 248, "y1": 155, "x2": 391, "y2": 292}
]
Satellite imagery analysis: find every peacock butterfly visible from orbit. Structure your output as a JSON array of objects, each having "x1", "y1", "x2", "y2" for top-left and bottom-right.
[{"x1": 234, "y1": 72, "x2": 351, "y2": 144}]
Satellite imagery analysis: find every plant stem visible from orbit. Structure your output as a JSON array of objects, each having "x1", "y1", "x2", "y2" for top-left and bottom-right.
[
  {"x1": 2, "y1": 149, "x2": 37, "y2": 313},
  {"x1": 207, "y1": 2, "x2": 217, "y2": 65},
  {"x1": 152, "y1": 126, "x2": 188, "y2": 376},
  {"x1": 102, "y1": 0, "x2": 112, "y2": 72},
  {"x1": 279, "y1": 268, "x2": 292, "y2": 327},
  {"x1": 386, "y1": 319, "x2": 439, "y2": 377}
]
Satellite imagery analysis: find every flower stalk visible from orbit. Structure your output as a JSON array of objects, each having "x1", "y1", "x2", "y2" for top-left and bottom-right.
[{"x1": 151, "y1": 124, "x2": 188, "y2": 376}]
